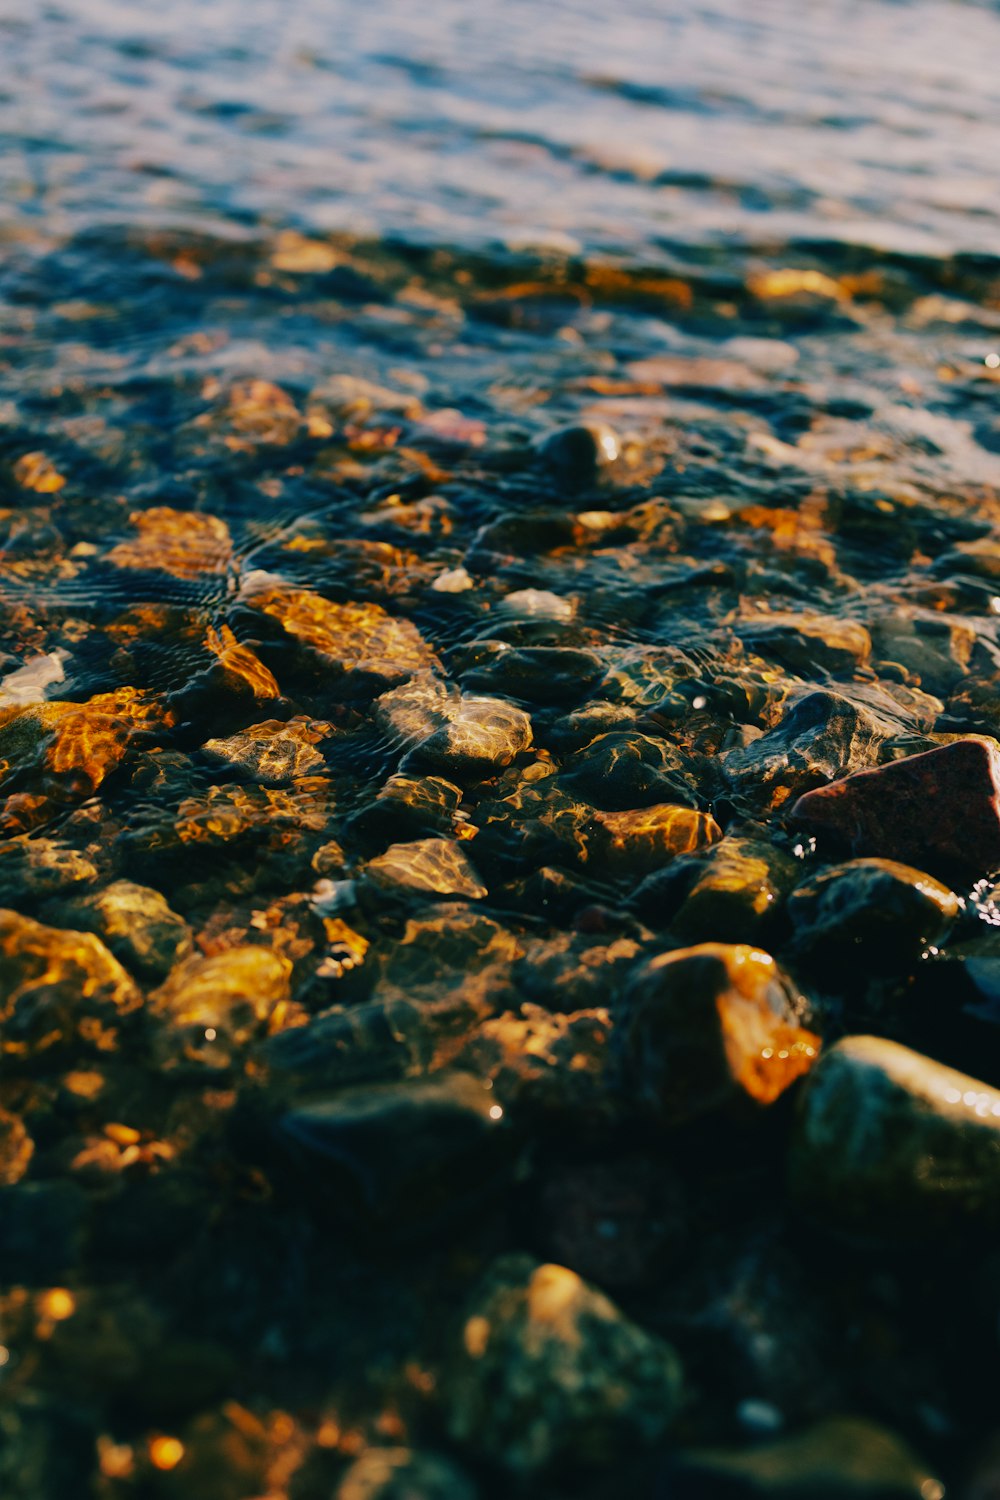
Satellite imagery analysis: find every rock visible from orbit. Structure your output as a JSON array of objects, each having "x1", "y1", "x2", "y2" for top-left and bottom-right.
[
  {"x1": 739, "y1": 613, "x2": 872, "y2": 677},
  {"x1": 243, "y1": 584, "x2": 440, "y2": 691},
  {"x1": 789, "y1": 1035, "x2": 1000, "y2": 1240},
  {"x1": 722, "y1": 690, "x2": 920, "y2": 814},
  {"x1": 457, "y1": 644, "x2": 603, "y2": 704},
  {"x1": 277, "y1": 1072, "x2": 508, "y2": 1229},
  {"x1": 589, "y1": 803, "x2": 721, "y2": 877},
  {"x1": 665, "y1": 1416, "x2": 942, "y2": 1499},
  {"x1": 150, "y1": 946, "x2": 292, "y2": 1070},
  {"x1": 869, "y1": 610, "x2": 978, "y2": 694},
  {"x1": 0, "y1": 1107, "x2": 33, "y2": 1185},
  {"x1": 617, "y1": 944, "x2": 819, "y2": 1123},
  {"x1": 787, "y1": 858, "x2": 959, "y2": 972},
  {"x1": 449, "y1": 1004, "x2": 613, "y2": 1120},
  {"x1": 48, "y1": 879, "x2": 193, "y2": 980},
  {"x1": 669, "y1": 836, "x2": 800, "y2": 945},
  {"x1": 0, "y1": 910, "x2": 140, "y2": 1056},
  {"x1": 201, "y1": 716, "x2": 330, "y2": 785},
  {"x1": 559, "y1": 730, "x2": 700, "y2": 811},
  {"x1": 363, "y1": 838, "x2": 487, "y2": 902},
  {"x1": 335, "y1": 1448, "x2": 477, "y2": 1500},
  {"x1": 789, "y1": 737, "x2": 1000, "y2": 880},
  {"x1": 107, "y1": 505, "x2": 232, "y2": 579},
  {"x1": 0, "y1": 837, "x2": 99, "y2": 904},
  {"x1": 537, "y1": 423, "x2": 621, "y2": 484},
  {"x1": 345, "y1": 773, "x2": 467, "y2": 845},
  {"x1": 444, "y1": 1254, "x2": 682, "y2": 1472},
  {"x1": 406, "y1": 696, "x2": 533, "y2": 780}
]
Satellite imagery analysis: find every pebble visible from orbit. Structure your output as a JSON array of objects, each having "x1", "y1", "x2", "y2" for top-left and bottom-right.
[
  {"x1": 536, "y1": 422, "x2": 621, "y2": 485},
  {"x1": 0, "y1": 909, "x2": 140, "y2": 1055},
  {"x1": 48, "y1": 879, "x2": 193, "y2": 980},
  {"x1": 151, "y1": 946, "x2": 292, "y2": 1070},
  {"x1": 444, "y1": 1254, "x2": 682, "y2": 1472},
  {"x1": 790, "y1": 736, "x2": 1000, "y2": 880},
  {"x1": 670, "y1": 835, "x2": 799, "y2": 944},
  {"x1": 790, "y1": 1034, "x2": 1000, "y2": 1240},
  {"x1": 407, "y1": 696, "x2": 533, "y2": 780},
  {"x1": 590, "y1": 802, "x2": 721, "y2": 876},
  {"x1": 335, "y1": 1447, "x2": 478, "y2": 1500},
  {"x1": 617, "y1": 943, "x2": 820, "y2": 1122},
  {"x1": 363, "y1": 837, "x2": 487, "y2": 902},
  {"x1": 787, "y1": 857, "x2": 959, "y2": 972}
]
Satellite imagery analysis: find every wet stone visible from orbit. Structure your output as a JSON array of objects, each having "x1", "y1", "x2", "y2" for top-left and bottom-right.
[
  {"x1": 559, "y1": 730, "x2": 700, "y2": 810},
  {"x1": 666, "y1": 1416, "x2": 942, "y2": 1500},
  {"x1": 456, "y1": 643, "x2": 604, "y2": 704},
  {"x1": 722, "y1": 689, "x2": 929, "y2": 814},
  {"x1": 277, "y1": 1071, "x2": 508, "y2": 1230},
  {"x1": 444, "y1": 1254, "x2": 682, "y2": 1473},
  {"x1": 47, "y1": 879, "x2": 193, "y2": 981},
  {"x1": 334, "y1": 1447, "x2": 478, "y2": 1500},
  {"x1": 0, "y1": 836, "x2": 99, "y2": 905},
  {"x1": 0, "y1": 1106, "x2": 34, "y2": 1184},
  {"x1": 345, "y1": 773, "x2": 466, "y2": 845},
  {"x1": 151, "y1": 945, "x2": 292, "y2": 1071},
  {"x1": 670, "y1": 836, "x2": 800, "y2": 945},
  {"x1": 537, "y1": 422, "x2": 621, "y2": 485},
  {"x1": 589, "y1": 802, "x2": 721, "y2": 877},
  {"x1": 363, "y1": 837, "x2": 487, "y2": 902},
  {"x1": 790, "y1": 736, "x2": 1000, "y2": 881},
  {"x1": 617, "y1": 943, "x2": 819, "y2": 1123},
  {"x1": 0, "y1": 909, "x2": 140, "y2": 1057},
  {"x1": 790, "y1": 1035, "x2": 1000, "y2": 1241},
  {"x1": 449, "y1": 1004, "x2": 613, "y2": 1120},
  {"x1": 739, "y1": 612, "x2": 872, "y2": 677},
  {"x1": 201, "y1": 716, "x2": 330, "y2": 786},
  {"x1": 786, "y1": 857, "x2": 959, "y2": 973},
  {"x1": 405, "y1": 695, "x2": 533, "y2": 780}
]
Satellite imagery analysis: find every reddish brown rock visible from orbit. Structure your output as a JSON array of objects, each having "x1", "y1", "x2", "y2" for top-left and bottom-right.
[{"x1": 789, "y1": 737, "x2": 1000, "y2": 880}]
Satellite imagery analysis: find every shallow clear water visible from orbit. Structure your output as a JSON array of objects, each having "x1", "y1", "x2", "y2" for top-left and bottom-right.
[{"x1": 4, "y1": 4, "x2": 1000, "y2": 1498}]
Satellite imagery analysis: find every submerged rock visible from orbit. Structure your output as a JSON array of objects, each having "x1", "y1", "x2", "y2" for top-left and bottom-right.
[
  {"x1": 589, "y1": 803, "x2": 721, "y2": 876},
  {"x1": 786, "y1": 857, "x2": 959, "y2": 972},
  {"x1": 201, "y1": 716, "x2": 330, "y2": 785},
  {"x1": 406, "y1": 695, "x2": 533, "y2": 780},
  {"x1": 617, "y1": 943, "x2": 819, "y2": 1123},
  {"x1": 444, "y1": 1254, "x2": 682, "y2": 1472},
  {"x1": 559, "y1": 730, "x2": 700, "y2": 811},
  {"x1": 790, "y1": 736, "x2": 1000, "y2": 880},
  {"x1": 537, "y1": 422, "x2": 621, "y2": 484},
  {"x1": 739, "y1": 612, "x2": 872, "y2": 677},
  {"x1": 666, "y1": 1416, "x2": 942, "y2": 1500},
  {"x1": 790, "y1": 1035, "x2": 1000, "y2": 1240},
  {"x1": 278, "y1": 1071, "x2": 507, "y2": 1229},
  {"x1": 0, "y1": 837, "x2": 99, "y2": 904},
  {"x1": 0, "y1": 909, "x2": 140, "y2": 1056},
  {"x1": 50, "y1": 879, "x2": 193, "y2": 980},
  {"x1": 363, "y1": 838, "x2": 487, "y2": 902},
  {"x1": 151, "y1": 946, "x2": 292, "y2": 1070},
  {"x1": 335, "y1": 1448, "x2": 477, "y2": 1500},
  {"x1": 669, "y1": 836, "x2": 800, "y2": 944}
]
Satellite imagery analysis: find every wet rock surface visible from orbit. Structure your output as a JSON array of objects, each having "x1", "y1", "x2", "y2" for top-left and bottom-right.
[{"x1": 5, "y1": 197, "x2": 1000, "y2": 1500}]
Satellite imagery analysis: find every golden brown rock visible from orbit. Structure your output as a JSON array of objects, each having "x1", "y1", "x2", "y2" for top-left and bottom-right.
[
  {"x1": 618, "y1": 943, "x2": 819, "y2": 1121},
  {"x1": 244, "y1": 585, "x2": 440, "y2": 687},
  {"x1": 108, "y1": 506, "x2": 232, "y2": 579},
  {"x1": 590, "y1": 802, "x2": 721, "y2": 875},
  {"x1": 0, "y1": 909, "x2": 141, "y2": 1057}
]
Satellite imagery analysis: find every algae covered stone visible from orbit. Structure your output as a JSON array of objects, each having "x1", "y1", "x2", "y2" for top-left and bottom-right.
[
  {"x1": 50, "y1": 879, "x2": 193, "y2": 980},
  {"x1": 790, "y1": 1035, "x2": 1000, "y2": 1240},
  {"x1": 0, "y1": 909, "x2": 140, "y2": 1056},
  {"x1": 444, "y1": 1254, "x2": 682, "y2": 1472}
]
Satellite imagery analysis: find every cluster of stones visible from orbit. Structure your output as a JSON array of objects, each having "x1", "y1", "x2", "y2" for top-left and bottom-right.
[{"x1": 8, "y1": 242, "x2": 1000, "y2": 1499}]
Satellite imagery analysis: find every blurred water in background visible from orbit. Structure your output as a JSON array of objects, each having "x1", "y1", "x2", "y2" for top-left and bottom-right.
[{"x1": 2, "y1": 0, "x2": 999, "y2": 261}]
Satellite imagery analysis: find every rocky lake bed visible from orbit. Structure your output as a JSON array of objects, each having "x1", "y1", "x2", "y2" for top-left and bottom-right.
[{"x1": 6, "y1": 1, "x2": 1000, "y2": 1496}]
